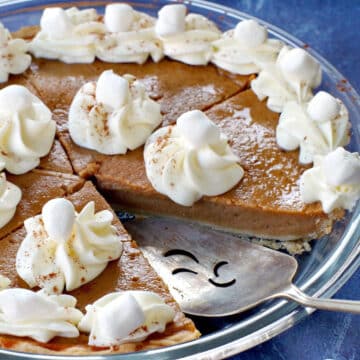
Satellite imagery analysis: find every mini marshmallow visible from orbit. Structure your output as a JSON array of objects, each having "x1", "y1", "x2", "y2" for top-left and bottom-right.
[
  {"x1": 88, "y1": 293, "x2": 145, "y2": 346},
  {"x1": 104, "y1": 3, "x2": 134, "y2": 33},
  {"x1": 155, "y1": 4, "x2": 187, "y2": 37},
  {"x1": 278, "y1": 47, "x2": 321, "y2": 87},
  {"x1": 78, "y1": 291, "x2": 175, "y2": 347},
  {"x1": 323, "y1": 147, "x2": 360, "y2": 186},
  {"x1": 234, "y1": 19, "x2": 267, "y2": 47},
  {"x1": 307, "y1": 91, "x2": 341, "y2": 123},
  {"x1": 95, "y1": 70, "x2": 130, "y2": 109},
  {"x1": 42, "y1": 198, "x2": 75, "y2": 244},
  {"x1": 176, "y1": 110, "x2": 221, "y2": 147},
  {"x1": 40, "y1": 8, "x2": 73, "y2": 39}
]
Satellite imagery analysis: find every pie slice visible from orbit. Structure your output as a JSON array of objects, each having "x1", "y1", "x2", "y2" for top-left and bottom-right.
[{"x1": 0, "y1": 181, "x2": 200, "y2": 355}]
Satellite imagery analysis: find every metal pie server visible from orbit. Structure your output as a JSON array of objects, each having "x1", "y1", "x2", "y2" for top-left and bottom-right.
[{"x1": 124, "y1": 217, "x2": 360, "y2": 316}]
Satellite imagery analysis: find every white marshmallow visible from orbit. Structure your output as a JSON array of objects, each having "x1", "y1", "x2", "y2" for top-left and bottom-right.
[
  {"x1": 176, "y1": 110, "x2": 220, "y2": 147},
  {"x1": 234, "y1": 19, "x2": 267, "y2": 47},
  {"x1": 307, "y1": 91, "x2": 341, "y2": 123},
  {"x1": 104, "y1": 3, "x2": 134, "y2": 33},
  {"x1": 323, "y1": 147, "x2": 360, "y2": 186},
  {"x1": 278, "y1": 47, "x2": 321, "y2": 86},
  {"x1": 79, "y1": 291, "x2": 175, "y2": 347},
  {"x1": 40, "y1": 8, "x2": 73, "y2": 39},
  {"x1": 42, "y1": 198, "x2": 75, "y2": 244},
  {"x1": 90, "y1": 293, "x2": 145, "y2": 346},
  {"x1": 155, "y1": 4, "x2": 186, "y2": 37},
  {"x1": 95, "y1": 70, "x2": 130, "y2": 109}
]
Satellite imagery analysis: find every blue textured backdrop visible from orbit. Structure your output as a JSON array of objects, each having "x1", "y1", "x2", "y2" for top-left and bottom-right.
[{"x1": 214, "y1": 1, "x2": 360, "y2": 359}]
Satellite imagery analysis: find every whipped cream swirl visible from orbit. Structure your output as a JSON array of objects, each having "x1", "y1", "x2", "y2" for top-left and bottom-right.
[
  {"x1": 97, "y1": 4, "x2": 163, "y2": 64},
  {"x1": 0, "y1": 289, "x2": 83, "y2": 342},
  {"x1": 144, "y1": 110, "x2": 244, "y2": 206},
  {"x1": 16, "y1": 198, "x2": 123, "y2": 293},
  {"x1": 300, "y1": 147, "x2": 360, "y2": 213},
  {"x1": 0, "y1": 23, "x2": 31, "y2": 83},
  {"x1": 0, "y1": 275, "x2": 10, "y2": 290},
  {"x1": 0, "y1": 85, "x2": 56, "y2": 174},
  {"x1": 30, "y1": 7, "x2": 104, "y2": 63},
  {"x1": 251, "y1": 46, "x2": 322, "y2": 112},
  {"x1": 0, "y1": 172, "x2": 22, "y2": 229},
  {"x1": 155, "y1": 4, "x2": 221, "y2": 65},
  {"x1": 78, "y1": 291, "x2": 175, "y2": 347},
  {"x1": 69, "y1": 70, "x2": 162, "y2": 154},
  {"x1": 277, "y1": 91, "x2": 350, "y2": 164},
  {"x1": 212, "y1": 19, "x2": 283, "y2": 75}
]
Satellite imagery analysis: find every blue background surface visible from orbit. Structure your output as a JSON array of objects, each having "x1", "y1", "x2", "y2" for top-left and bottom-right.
[{"x1": 214, "y1": 1, "x2": 360, "y2": 359}]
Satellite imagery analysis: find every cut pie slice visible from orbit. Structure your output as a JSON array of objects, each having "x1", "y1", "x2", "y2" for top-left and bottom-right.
[{"x1": 0, "y1": 181, "x2": 200, "y2": 355}]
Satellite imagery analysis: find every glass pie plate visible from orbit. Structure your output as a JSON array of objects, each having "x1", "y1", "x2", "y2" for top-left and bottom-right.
[{"x1": 0, "y1": 0, "x2": 359, "y2": 359}]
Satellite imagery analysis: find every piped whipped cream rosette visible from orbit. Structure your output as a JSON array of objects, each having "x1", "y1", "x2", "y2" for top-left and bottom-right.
[
  {"x1": 0, "y1": 289, "x2": 83, "y2": 343},
  {"x1": 251, "y1": 46, "x2": 322, "y2": 112},
  {"x1": 0, "y1": 275, "x2": 10, "y2": 290},
  {"x1": 300, "y1": 147, "x2": 360, "y2": 213},
  {"x1": 0, "y1": 172, "x2": 22, "y2": 229},
  {"x1": 155, "y1": 4, "x2": 221, "y2": 65},
  {"x1": 78, "y1": 291, "x2": 175, "y2": 347},
  {"x1": 0, "y1": 85, "x2": 56, "y2": 174},
  {"x1": 144, "y1": 110, "x2": 244, "y2": 206},
  {"x1": 16, "y1": 198, "x2": 123, "y2": 294},
  {"x1": 276, "y1": 91, "x2": 350, "y2": 164},
  {"x1": 69, "y1": 70, "x2": 162, "y2": 155},
  {"x1": 96, "y1": 4, "x2": 163, "y2": 64},
  {"x1": 212, "y1": 19, "x2": 283, "y2": 75},
  {"x1": 30, "y1": 7, "x2": 104, "y2": 63},
  {"x1": 0, "y1": 22, "x2": 31, "y2": 83}
]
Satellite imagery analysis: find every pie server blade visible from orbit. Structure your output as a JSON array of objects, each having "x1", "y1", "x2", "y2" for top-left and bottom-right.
[{"x1": 124, "y1": 217, "x2": 360, "y2": 317}]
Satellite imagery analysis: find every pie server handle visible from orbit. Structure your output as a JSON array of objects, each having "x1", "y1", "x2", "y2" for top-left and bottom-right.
[{"x1": 274, "y1": 284, "x2": 360, "y2": 314}]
